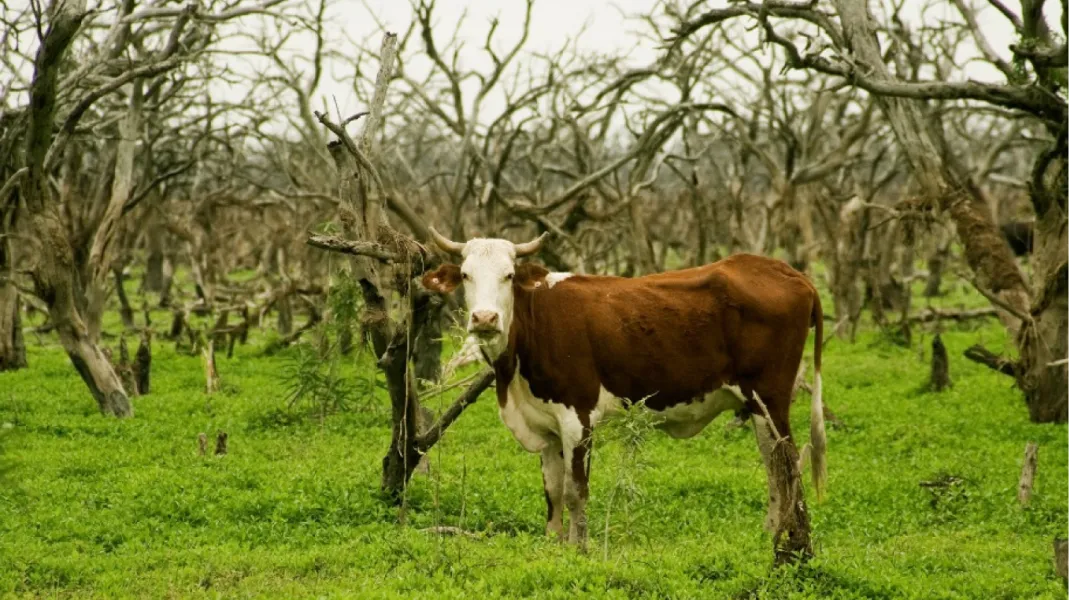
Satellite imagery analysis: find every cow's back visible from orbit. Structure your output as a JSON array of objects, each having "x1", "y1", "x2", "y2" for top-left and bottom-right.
[{"x1": 515, "y1": 254, "x2": 817, "y2": 411}]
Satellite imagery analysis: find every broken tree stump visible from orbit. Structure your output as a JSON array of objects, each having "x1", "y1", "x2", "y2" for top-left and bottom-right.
[
  {"x1": 202, "y1": 339, "x2": 220, "y2": 394},
  {"x1": 214, "y1": 431, "x2": 228, "y2": 456},
  {"x1": 134, "y1": 330, "x2": 151, "y2": 395},
  {"x1": 929, "y1": 334, "x2": 951, "y2": 392},
  {"x1": 1055, "y1": 538, "x2": 1068, "y2": 582},
  {"x1": 1017, "y1": 442, "x2": 1038, "y2": 507},
  {"x1": 198, "y1": 433, "x2": 208, "y2": 456}
]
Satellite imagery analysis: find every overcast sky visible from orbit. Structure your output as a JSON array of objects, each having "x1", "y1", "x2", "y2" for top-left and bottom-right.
[
  {"x1": 3, "y1": 0, "x2": 1063, "y2": 130},
  {"x1": 261, "y1": 0, "x2": 1058, "y2": 126}
]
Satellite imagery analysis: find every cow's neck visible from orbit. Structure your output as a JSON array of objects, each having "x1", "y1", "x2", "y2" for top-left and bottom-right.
[{"x1": 488, "y1": 285, "x2": 537, "y2": 406}]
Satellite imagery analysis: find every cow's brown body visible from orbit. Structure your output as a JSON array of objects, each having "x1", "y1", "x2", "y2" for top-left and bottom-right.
[
  {"x1": 423, "y1": 232, "x2": 827, "y2": 562},
  {"x1": 498, "y1": 255, "x2": 820, "y2": 435}
]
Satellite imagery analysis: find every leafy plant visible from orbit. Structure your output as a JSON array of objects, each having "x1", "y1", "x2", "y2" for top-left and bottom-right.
[
  {"x1": 279, "y1": 339, "x2": 353, "y2": 422},
  {"x1": 595, "y1": 395, "x2": 661, "y2": 559}
]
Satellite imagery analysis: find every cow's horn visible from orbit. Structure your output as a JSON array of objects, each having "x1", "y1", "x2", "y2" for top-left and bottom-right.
[
  {"x1": 513, "y1": 232, "x2": 548, "y2": 257},
  {"x1": 428, "y1": 227, "x2": 466, "y2": 255}
]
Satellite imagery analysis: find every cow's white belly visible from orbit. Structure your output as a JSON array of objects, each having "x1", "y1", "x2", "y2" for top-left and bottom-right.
[
  {"x1": 655, "y1": 385, "x2": 746, "y2": 438},
  {"x1": 592, "y1": 384, "x2": 746, "y2": 440},
  {"x1": 500, "y1": 366, "x2": 746, "y2": 451}
]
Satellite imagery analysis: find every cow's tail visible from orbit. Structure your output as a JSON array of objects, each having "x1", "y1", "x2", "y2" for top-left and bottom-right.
[{"x1": 810, "y1": 292, "x2": 827, "y2": 502}]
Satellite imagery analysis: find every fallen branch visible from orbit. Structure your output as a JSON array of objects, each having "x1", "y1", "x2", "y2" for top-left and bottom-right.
[
  {"x1": 963, "y1": 344, "x2": 1018, "y2": 377},
  {"x1": 909, "y1": 307, "x2": 998, "y2": 324},
  {"x1": 420, "y1": 526, "x2": 479, "y2": 538}
]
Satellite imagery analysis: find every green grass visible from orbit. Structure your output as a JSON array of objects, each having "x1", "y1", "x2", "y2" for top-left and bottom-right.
[{"x1": 0, "y1": 275, "x2": 1066, "y2": 598}]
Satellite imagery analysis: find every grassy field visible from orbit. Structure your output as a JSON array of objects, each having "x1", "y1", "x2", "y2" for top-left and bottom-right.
[{"x1": 0, "y1": 273, "x2": 1066, "y2": 598}]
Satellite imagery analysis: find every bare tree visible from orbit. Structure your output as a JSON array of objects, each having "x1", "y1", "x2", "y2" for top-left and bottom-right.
[
  {"x1": 3, "y1": 0, "x2": 292, "y2": 415},
  {"x1": 670, "y1": 0, "x2": 1067, "y2": 422}
]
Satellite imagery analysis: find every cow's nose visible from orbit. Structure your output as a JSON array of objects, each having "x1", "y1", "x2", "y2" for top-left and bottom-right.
[{"x1": 471, "y1": 311, "x2": 499, "y2": 331}]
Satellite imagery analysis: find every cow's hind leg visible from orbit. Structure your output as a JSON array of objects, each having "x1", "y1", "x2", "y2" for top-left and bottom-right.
[
  {"x1": 752, "y1": 412, "x2": 782, "y2": 533},
  {"x1": 560, "y1": 409, "x2": 592, "y2": 551},
  {"x1": 541, "y1": 439, "x2": 565, "y2": 540},
  {"x1": 752, "y1": 398, "x2": 812, "y2": 565}
]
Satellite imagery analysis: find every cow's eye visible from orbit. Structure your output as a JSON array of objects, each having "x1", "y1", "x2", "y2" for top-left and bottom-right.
[
  {"x1": 505, "y1": 273, "x2": 514, "y2": 281},
  {"x1": 462, "y1": 272, "x2": 470, "y2": 281}
]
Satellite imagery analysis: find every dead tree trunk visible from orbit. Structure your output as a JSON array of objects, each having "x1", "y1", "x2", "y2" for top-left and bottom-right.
[
  {"x1": 0, "y1": 276, "x2": 26, "y2": 372},
  {"x1": 829, "y1": 196, "x2": 865, "y2": 340},
  {"x1": 157, "y1": 254, "x2": 175, "y2": 308},
  {"x1": 412, "y1": 293, "x2": 444, "y2": 389},
  {"x1": 276, "y1": 292, "x2": 293, "y2": 336},
  {"x1": 142, "y1": 224, "x2": 166, "y2": 292},
  {"x1": 20, "y1": 0, "x2": 132, "y2": 417},
  {"x1": 113, "y1": 267, "x2": 136, "y2": 330},
  {"x1": 307, "y1": 32, "x2": 493, "y2": 506},
  {"x1": 1018, "y1": 147, "x2": 1067, "y2": 422}
]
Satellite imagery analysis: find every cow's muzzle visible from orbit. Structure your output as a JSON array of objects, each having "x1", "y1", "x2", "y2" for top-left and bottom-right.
[{"x1": 470, "y1": 310, "x2": 501, "y2": 336}]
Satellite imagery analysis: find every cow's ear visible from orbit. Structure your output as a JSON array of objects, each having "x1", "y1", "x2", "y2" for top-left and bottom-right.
[
  {"x1": 514, "y1": 262, "x2": 550, "y2": 291},
  {"x1": 422, "y1": 263, "x2": 462, "y2": 294}
]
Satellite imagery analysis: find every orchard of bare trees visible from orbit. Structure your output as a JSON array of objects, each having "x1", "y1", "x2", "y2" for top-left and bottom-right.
[{"x1": 0, "y1": 0, "x2": 1066, "y2": 594}]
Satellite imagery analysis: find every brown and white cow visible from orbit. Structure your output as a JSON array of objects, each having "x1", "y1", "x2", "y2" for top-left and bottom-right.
[{"x1": 421, "y1": 229, "x2": 827, "y2": 554}]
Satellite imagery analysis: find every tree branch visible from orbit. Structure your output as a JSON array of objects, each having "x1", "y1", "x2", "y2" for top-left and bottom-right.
[
  {"x1": 670, "y1": 2, "x2": 1066, "y2": 125},
  {"x1": 416, "y1": 370, "x2": 495, "y2": 451},
  {"x1": 306, "y1": 234, "x2": 398, "y2": 262}
]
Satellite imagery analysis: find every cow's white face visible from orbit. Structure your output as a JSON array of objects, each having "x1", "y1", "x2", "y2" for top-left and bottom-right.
[
  {"x1": 422, "y1": 229, "x2": 549, "y2": 360},
  {"x1": 459, "y1": 239, "x2": 517, "y2": 354}
]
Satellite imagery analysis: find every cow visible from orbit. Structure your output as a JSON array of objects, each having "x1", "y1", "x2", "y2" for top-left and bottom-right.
[{"x1": 421, "y1": 229, "x2": 827, "y2": 560}]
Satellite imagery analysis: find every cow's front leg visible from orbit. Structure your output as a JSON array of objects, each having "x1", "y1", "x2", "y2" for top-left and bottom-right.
[
  {"x1": 540, "y1": 439, "x2": 565, "y2": 540},
  {"x1": 560, "y1": 410, "x2": 592, "y2": 551}
]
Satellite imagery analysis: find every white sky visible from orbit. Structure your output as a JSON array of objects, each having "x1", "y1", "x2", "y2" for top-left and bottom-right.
[
  {"x1": 3, "y1": 0, "x2": 1064, "y2": 131},
  {"x1": 250, "y1": 0, "x2": 1059, "y2": 129}
]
